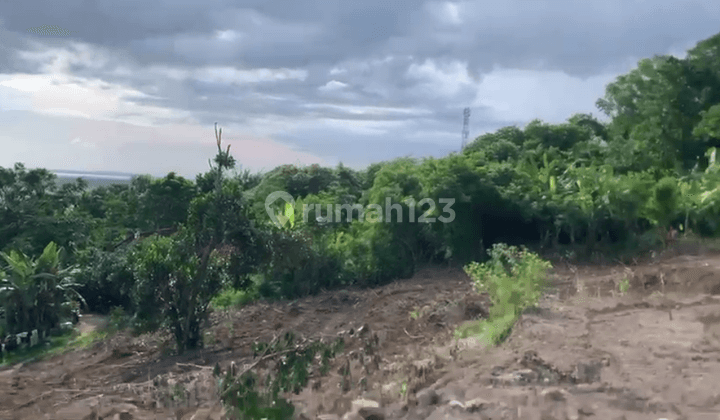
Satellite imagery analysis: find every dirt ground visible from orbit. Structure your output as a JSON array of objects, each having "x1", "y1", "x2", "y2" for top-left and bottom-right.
[{"x1": 2, "y1": 245, "x2": 720, "y2": 420}]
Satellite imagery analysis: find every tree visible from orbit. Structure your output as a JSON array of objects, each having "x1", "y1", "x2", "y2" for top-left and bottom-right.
[
  {"x1": 131, "y1": 123, "x2": 261, "y2": 353},
  {"x1": 597, "y1": 53, "x2": 714, "y2": 171},
  {"x1": 136, "y1": 172, "x2": 196, "y2": 232}
]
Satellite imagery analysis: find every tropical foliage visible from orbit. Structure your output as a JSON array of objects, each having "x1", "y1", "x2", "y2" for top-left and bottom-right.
[{"x1": 1, "y1": 32, "x2": 720, "y2": 355}]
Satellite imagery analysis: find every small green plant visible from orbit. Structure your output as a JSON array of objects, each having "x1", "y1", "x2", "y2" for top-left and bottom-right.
[
  {"x1": 212, "y1": 287, "x2": 258, "y2": 309},
  {"x1": 618, "y1": 277, "x2": 630, "y2": 295},
  {"x1": 400, "y1": 380, "x2": 408, "y2": 398},
  {"x1": 458, "y1": 243, "x2": 552, "y2": 346},
  {"x1": 171, "y1": 383, "x2": 187, "y2": 403},
  {"x1": 217, "y1": 331, "x2": 344, "y2": 420},
  {"x1": 409, "y1": 309, "x2": 420, "y2": 320},
  {"x1": 108, "y1": 306, "x2": 130, "y2": 332}
]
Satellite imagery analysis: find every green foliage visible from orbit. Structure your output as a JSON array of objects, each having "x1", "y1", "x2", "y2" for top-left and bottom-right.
[
  {"x1": 460, "y1": 244, "x2": 552, "y2": 345},
  {"x1": 257, "y1": 226, "x2": 344, "y2": 298},
  {"x1": 73, "y1": 246, "x2": 135, "y2": 313},
  {"x1": 0, "y1": 163, "x2": 93, "y2": 257},
  {"x1": 217, "y1": 332, "x2": 344, "y2": 420},
  {"x1": 211, "y1": 286, "x2": 259, "y2": 309},
  {"x1": 618, "y1": 277, "x2": 630, "y2": 295},
  {"x1": 3, "y1": 32, "x2": 720, "y2": 362},
  {"x1": 647, "y1": 177, "x2": 680, "y2": 227},
  {"x1": 128, "y1": 124, "x2": 262, "y2": 353},
  {"x1": 137, "y1": 172, "x2": 196, "y2": 231},
  {"x1": 0, "y1": 242, "x2": 84, "y2": 335}
]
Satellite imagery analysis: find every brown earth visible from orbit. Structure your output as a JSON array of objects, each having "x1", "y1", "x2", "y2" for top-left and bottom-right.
[{"x1": 2, "y1": 245, "x2": 720, "y2": 420}]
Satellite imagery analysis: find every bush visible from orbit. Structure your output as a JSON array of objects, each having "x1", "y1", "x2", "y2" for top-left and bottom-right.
[
  {"x1": 459, "y1": 243, "x2": 552, "y2": 345},
  {"x1": 212, "y1": 287, "x2": 258, "y2": 309},
  {"x1": 108, "y1": 306, "x2": 131, "y2": 332},
  {"x1": 74, "y1": 246, "x2": 135, "y2": 314},
  {"x1": 257, "y1": 227, "x2": 344, "y2": 299}
]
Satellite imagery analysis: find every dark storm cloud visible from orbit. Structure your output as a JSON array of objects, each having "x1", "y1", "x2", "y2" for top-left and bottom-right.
[
  {"x1": 4, "y1": 0, "x2": 716, "y2": 75},
  {"x1": 1, "y1": 0, "x2": 719, "y2": 175}
]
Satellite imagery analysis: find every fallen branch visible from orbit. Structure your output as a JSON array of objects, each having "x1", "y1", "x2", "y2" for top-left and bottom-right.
[
  {"x1": 404, "y1": 328, "x2": 422, "y2": 339},
  {"x1": 177, "y1": 362, "x2": 213, "y2": 370},
  {"x1": 106, "y1": 360, "x2": 141, "y2": 369},
  {"x1": 219, "y1": 339, "x2": 299, "y2": 399}
]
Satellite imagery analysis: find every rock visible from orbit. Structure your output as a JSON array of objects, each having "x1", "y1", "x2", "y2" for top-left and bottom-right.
[
  {"x1": 541, "y1": 387, "x2": 569, "y2": 402},
  {"x1": 350, "y1": 398, "x2": 379, "y2": 412},
  {"x1": 339, "y1": 399, "x2": 382, "y2": 420},
  {"x1": 99, "y1": 403, "x2": 138, "y2": 420},
  {"x1": 416, "y1": 388, "x2": 439, "y2": 407},
  {"x1": 464, "y1": 397, "x2": 493, "y2": 413},
  {"x1": 448, "y1": 400, "x2": 464, "y2": 409}
]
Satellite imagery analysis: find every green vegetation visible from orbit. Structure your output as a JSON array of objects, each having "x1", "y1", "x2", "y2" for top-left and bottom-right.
[
  {"x1": 1, "y1": 327, "x2": 108, "y2": 367},
  {"x1": 216, "y1": 332, "x2": 344, "y2": 420},
  {"x1": 1, "y1": 31, "x2": 720, "y2": 416},
  {"x1": 0, "y1": 242, "x2": 84, "y2": 335},
  {"x1": 458, "y1": 244, "x2": 552, "y2": 345},
  {"x1": 618, "y1": 277, "x2": 631, "y2": 295},
  {"x1": 211, "y1": 286, "x2": 259, "y2": 310}
]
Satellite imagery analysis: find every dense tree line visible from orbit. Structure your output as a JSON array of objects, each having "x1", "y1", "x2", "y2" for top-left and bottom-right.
[{"x1": 1, "y1": 33, "x2": 720, "y2": 353}]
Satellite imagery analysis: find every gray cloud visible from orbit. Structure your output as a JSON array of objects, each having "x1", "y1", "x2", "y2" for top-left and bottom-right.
[{"x1": 0, "y1": 0, "x2": 717, "y2": 176}]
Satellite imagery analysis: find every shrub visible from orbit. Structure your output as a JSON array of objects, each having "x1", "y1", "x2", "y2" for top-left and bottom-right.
[
  {"x1": 73, "y1": 246, "x2": 135, "y2": 314},
  {"x1": 257, "y1": 227, "x2": 344, "y2": 299},
  {"x1": 460, "y1": 243, "x2": 552, "y2": 345},
  {"x1": 212, "y1": 287, "x2": 258, "y2": 309}
]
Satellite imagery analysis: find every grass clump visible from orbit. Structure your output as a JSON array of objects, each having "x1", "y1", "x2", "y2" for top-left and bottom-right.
[
  {"x1": 211, "y1": 287, "x2": 259, "y2": 310},
  {"x1": 456, "y1": 243, "x2": 552, "y2": 346},
  {"x1": 0, "y1": 328, "x2": 108, "y2": 366}
]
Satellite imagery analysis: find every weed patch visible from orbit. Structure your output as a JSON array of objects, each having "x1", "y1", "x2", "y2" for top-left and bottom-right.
[
  {"x1": 1, "y1": 328, "x2": 108, "y2": 366},
  {"x1": 216, "y1": 331, "x2": 344, "y2": 419},
  {"x1": 457, "y1": 243, "x2": 552, "y2": 346}
]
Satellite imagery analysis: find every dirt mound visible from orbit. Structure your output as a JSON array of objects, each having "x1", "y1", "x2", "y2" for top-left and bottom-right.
[{"x1": 3, "y1": 254, "x2": 720, "y2": 419}]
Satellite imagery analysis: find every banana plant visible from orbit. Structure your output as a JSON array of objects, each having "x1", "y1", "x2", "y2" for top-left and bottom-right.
[
  {"x1": 697, "y1": 147, "x2": 720, "y2": 234},
  {"x1": 0, "y1": 242, "x2": 84, "y2": 335}
]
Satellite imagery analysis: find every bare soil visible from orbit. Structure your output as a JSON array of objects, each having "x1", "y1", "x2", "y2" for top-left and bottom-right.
[{"x1": 3, "y1": 247, "x2": 720, "y2": 420}]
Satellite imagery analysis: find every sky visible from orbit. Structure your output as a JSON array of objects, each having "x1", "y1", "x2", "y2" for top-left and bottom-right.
[{"x1": 0, "y1": 1, "x2": 718, "y2": 179}]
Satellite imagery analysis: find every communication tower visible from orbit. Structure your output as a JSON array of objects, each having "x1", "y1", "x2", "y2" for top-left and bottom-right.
[{"x1": 461, "y1": 107, "x2": 471, "y2": 150}]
